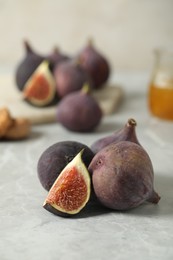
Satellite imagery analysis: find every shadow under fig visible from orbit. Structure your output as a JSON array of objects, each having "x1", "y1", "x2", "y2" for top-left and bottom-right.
[{"x1": 73, "y1": 201, "x2": 113, "y2": 219}]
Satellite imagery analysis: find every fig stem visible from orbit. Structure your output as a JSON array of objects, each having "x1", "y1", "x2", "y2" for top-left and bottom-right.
[
  {"x1": 52, "y1": 46, "x2": 60, "y2": 54},
  {"x1": 88, "y1": 37, "x2": 94, "y2": 47},
  {"x1": 23, "y1": 40, "x2": 34, "y2": 54},
  {"x1": 127, "y1": 118, "x2": 137, "y2": 127},
  {"x1": 81, "y1": 83, "x2": 91, "y2": 95}
]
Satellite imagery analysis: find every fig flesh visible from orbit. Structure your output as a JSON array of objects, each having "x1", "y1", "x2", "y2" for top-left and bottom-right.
[
  {"x1": 89, "y1": 141, "x2": 160, "y2": 210},
  {"x1": 91, "y1": 118, "x2": 140, "y2": 154},
  {"x1": 43, "y1": 150, "x2": 91, "y2": 216},
  {"x1": 37, "y1": 141, "x2": 94, "y2": 191},
  {"x1": 15, "y1": 40, "x2": 44, "y2": 91},
  {"x1": 56, "y1": 84, "x2": 103, "y2": 132},
  {"x1": 53, "y1": 59, "x2": 92, "y2": 98},
  {"x1": 23, "y1": 60, "x2": 57, "y2": 107},
  {"x1": 79, "y1": 39, "x2": 110, "y2": 89}
]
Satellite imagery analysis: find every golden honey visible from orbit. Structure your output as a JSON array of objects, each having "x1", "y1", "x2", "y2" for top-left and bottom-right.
[
  {"x1": 149, "y1": 82, "x2": 173, "y2": 120},
  {"x1": 148, "y1": 49, "x2": 173, "y2": 120}
]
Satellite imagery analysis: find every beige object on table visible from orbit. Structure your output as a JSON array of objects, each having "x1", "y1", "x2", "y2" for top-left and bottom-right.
[{"x1": 0, "y1": 74, "x2": 123, "y2": 124}]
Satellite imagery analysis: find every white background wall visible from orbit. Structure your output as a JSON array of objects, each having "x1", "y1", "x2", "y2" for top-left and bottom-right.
[{"x1": 0, "y1": 0, "x2": 173, "y2": 71}]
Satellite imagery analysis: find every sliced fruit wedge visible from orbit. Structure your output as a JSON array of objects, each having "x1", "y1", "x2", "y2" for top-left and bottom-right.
[
  {"x1": 43, "y1": 149, "x2": 91, "y2": 216},
  {"x1": 23, "y1": 60, "x2": 56, "y2": 107}
]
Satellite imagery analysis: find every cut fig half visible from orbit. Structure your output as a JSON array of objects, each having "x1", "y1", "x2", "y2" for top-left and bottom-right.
[
  {"x1": 43, "y1": 149, "x2": 91, "y2": 216},
  {"x1": 23, "y1": 60, "x2": 56, "y2": 107}
]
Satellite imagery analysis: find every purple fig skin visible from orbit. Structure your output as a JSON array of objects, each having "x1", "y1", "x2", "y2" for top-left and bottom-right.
[
  {"x1": 46, "y1": 47, "x2": 70, "y2": 70},
  {"x1": 53, "y1": 59, "x2": 92, "y2": 98},
  {"x1": 79, "y1": 40, "x2": 110, "y2": 89},
  {"x1": 91, "y1": 118, "x2": 140, "y2": 154},
  {"x1": 37, "y1": 141, "x2": 94, "y2": 191},
  {"x1": 15, "y1": 40, "x2": 45, "y2": 91},
  {"x1": 89, "y1": 141, "x2": 160, "y2": 210},
  {"x1": 56, "y1": 88, "x2": 103, "y2": 132}
]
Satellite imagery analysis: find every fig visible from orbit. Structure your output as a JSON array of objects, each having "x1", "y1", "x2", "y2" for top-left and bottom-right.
[
  {"x1": 91, "y1": 118, "x2": 140, "y2": 154},
  {"x1": 79, "y1": 39, "x2": 110, "y2": 89},
  {"x1": 46, "y1": 47, "x2": 69, "y2": 70},
  {"x1": 23, "y1": 60, "x2": 57, "y2": 107},
  {"x1": 15, "y1": 40, "x2": 44, "y2": 91},
  {"x1": 53, "y1": 58, "x2": 92, "y2": 98},
  {"x1": 43, "y1": 150, "x2": 91, "y2": 217},
  {"x1": 89, "y1": 141, "x2": 160, "y2": 210},
  {"x1": 56, "y1": 84, "x2": 103, "y2": 132},
  {"x1": 37, "y1": 141, "x2": 94, "y2": 191}
]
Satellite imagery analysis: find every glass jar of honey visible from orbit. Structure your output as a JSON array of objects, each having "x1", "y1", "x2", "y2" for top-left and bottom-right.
[{"x1": 148, "y1": 49, "x2": 173, "y2": 120}]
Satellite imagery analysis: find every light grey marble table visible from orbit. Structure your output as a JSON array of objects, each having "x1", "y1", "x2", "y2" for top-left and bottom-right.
[{"x1": 0, "y1": 71, "x2": 173, "y2": 260}]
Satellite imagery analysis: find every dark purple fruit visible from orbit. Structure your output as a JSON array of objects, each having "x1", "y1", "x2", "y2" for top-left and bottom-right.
[
  {"x1": 15, "y1": 40, "x2": 44, "y2": 91},
  {"x1": 56, "y1": 84, "x2": 103, "y2": 132},
  {"x1": 53, "y1": 58, "x2": 92, "y2": 98},
  {"x1": 89, "y1": 141, "x2": 160, "y2": 210},
  {"x1": 79, "y1": 39, "x2": 110, "y2": 89},
  {"x1": 91, "y1": 118, "x2": 140, "y2": 154},
  {"x1": 37, "y1": 141, "x2": 94, "y2": 191},
  {"x1": 46, "y1": 47, "x2": 70, "y2": 70},
  {"x1": 43, "y1": 150, "x2": 91, "y2": 217}
]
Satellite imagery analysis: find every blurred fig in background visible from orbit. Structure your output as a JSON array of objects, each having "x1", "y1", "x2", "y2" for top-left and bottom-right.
[
  {"x1": 56, "y1": 84, "x2": 103, "y2": 132},
  {"x1": 23, "y1": 61, "x2": 57, "y2": 107},
  {"x1": 53, "y1": 58, "x2": 92, "y2": 98},
  {"x1": 46, "y1": 46, "x2": 70, "y2": 71},
  {"x1": 79, "y1": 39, "x2": 111, "y2": 89}
]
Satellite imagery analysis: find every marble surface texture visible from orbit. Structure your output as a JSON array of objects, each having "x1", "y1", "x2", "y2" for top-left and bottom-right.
[{"x1": 0, "y1": 71, "x2": 173, "y2": 260}]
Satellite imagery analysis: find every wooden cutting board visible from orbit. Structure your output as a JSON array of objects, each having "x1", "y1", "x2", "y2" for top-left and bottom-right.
[{"x1": 0, "y1": 74, "x2": 123, "y2": 124}]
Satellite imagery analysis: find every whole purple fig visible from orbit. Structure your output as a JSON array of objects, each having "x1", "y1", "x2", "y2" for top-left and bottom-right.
[
  {"x1": 89, "y1": 141, "x2": 160, "y2": 210},
  {"x1": 91, "y1": 118, "x2": 140, "y2": 154},
  {"x1": 56, "y1": 84, "x2": 102, "y2": 132},
  {"x1": 79, "y1": 39, "x2": 110, "y2": 89},
  {"x1": 53, "y1": 58, "x2": 92, "y2": 98}
]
